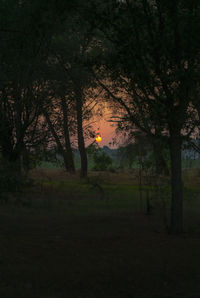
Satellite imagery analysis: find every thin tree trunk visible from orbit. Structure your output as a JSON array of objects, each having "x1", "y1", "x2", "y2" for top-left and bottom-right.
[
  {"x1": 169, "y1": 131, "x2": 183, "y2": 234},
  {"x1": 152, "y1": 140, "x2": 169, "y2": 176},
  {"x1": 138, "y1": 154, "x2": 143, "y2": 212},
  {"x1": 60, "y1": 97, "x2": 75, "y2": 173},
  {"x1": 43, "y1": 109, "x2": 72, "y2": 173},
  {"x1": 76, "y1": 95, "x2": 87, "y2": 178},
  {"x1": 1, "y1": 138, "x2": 14, "y2": 163}
]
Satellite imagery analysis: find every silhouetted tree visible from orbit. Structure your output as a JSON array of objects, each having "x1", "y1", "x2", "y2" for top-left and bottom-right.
[{"x1": 89, "y1": 0, "x2": 200, "y2": 233}]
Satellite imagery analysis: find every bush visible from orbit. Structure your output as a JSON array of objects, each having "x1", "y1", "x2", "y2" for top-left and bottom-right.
[
  {"x1": 92, "y1": 151, "x2": 113, "y2": 171},
  {"x1": 0, "y1": 160, "x2": 28, "y2": 194},
  {"x1": 108, "y1": 166, "x2": 117, "y2": 173}
]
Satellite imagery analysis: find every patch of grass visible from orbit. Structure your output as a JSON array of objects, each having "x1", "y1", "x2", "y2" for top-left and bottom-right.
[
  {"x1": 38, "y1": 161, "x2": 62, "y2": 169},
  {"x1": 182, "y1": 158, "x2": 200, "y2": 169},
  {"x1": 1, "y1": 169, "x2": 200, "y2": 298}
]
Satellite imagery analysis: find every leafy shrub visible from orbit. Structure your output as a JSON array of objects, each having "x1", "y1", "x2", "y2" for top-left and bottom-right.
[
  {"x1": 108, "y1": 166, "x2": 117, "y2": 173},
  {"x1": 87, "y1": 144, "x2": 113, "y2": 171},
  {"x1": 0, "y1": 160, "x2": 28, "y2": 194},
  {"x1": 92, "y1": 151, "x2": 112, "y2": 171}
]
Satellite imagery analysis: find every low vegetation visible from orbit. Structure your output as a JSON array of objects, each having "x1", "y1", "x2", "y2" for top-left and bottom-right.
[{"x1": 0, "y1": 168, "x2": 200, "y2": 298}]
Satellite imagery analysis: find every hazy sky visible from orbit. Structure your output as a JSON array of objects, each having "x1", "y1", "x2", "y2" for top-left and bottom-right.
[
  {"x1": 84, "y1": 99, "x2": 124, "y2": 148},
  {"x1": 96, "y1": 119, "x2": 116, "y2": 147},
  {"x1": 84, "y1": 117, "x2": 116, "y2": 148}
]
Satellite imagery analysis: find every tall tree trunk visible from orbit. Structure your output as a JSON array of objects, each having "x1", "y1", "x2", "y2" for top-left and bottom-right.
[
  {"x1": 43, "y1": 109, "x2": 74, "y2": 173},
  {"x1": 169, "y1": 130, "x2": 183, "y2": 234},
  {"x1": 60, "y1": 97, "x2": 75, "y2": 173},
  {"x1": 152, "y1": 140, "x2": 169, "y2": 176},
  {"x1": 1, "y1": 137, "x2": 14, "y2": 163},
  {"x1": 152, "y1": 128, "x2": 169, "y2": 176},
  {"x1": 76, "y1": 95, "x2": 87, "y2": 178},
  {"x1": 12, "y1": 141, "x2": 24, "y2": 174}
]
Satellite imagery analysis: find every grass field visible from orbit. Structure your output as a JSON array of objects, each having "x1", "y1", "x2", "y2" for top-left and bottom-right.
[{"x1": 0, "y1": 169, "x2": 200, "y2": 298}]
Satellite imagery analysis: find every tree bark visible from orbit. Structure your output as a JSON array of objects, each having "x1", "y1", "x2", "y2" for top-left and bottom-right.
[
  {"x1": 152, "y1": 140, "x2": 169, "y2": 176},
  {"x1": 43, "y1": 109, "x2": 74, "y2": 173},
  {"x1": 60, "y1": 97, "x2": 75, "y2": 173},
  {"x1": 169, "y1": 130, "x2": 183, "y2": 234},
  {"x1": 76, "y1": 95, "x2": 87, "y2": 178}
]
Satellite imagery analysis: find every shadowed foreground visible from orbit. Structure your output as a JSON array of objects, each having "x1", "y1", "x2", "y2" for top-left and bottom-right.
[{"x1": 0, "y1": 170, "x2": 200, "y2": 298}]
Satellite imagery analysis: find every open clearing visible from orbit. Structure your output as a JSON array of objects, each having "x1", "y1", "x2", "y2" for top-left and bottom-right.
[{"x1": 0, "y1": 169, "x2": 200, "y2": 298}]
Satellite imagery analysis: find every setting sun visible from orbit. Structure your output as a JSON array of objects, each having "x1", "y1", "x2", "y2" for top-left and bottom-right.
[{"x1": 96, "y1": 135, "x2": 102, "y2": 143}]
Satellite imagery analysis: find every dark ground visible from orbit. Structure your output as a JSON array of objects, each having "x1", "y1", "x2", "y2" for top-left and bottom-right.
[{"x1": 0, "y1": 170, "x2": 200, "y2": 298}]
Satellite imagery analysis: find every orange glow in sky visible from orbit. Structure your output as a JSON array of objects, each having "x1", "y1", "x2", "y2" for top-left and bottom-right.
[
  {"x1": 95, "y1": 120, "x2": 116, "y2": 147},
  {"x1": 96, "y1": 134, "x2": 102, "y2": 143},
  {"x1": 84, "y1": 102, "x2": 119, "y2": 148}
]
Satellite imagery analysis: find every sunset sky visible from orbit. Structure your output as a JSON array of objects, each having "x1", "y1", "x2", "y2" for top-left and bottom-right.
[
  {"x1": 94, "y1": 118, "x2": 116, "y2": 147},
  {"x1": 85, "y1": 103, "x2": 121, "y2": 148}
]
